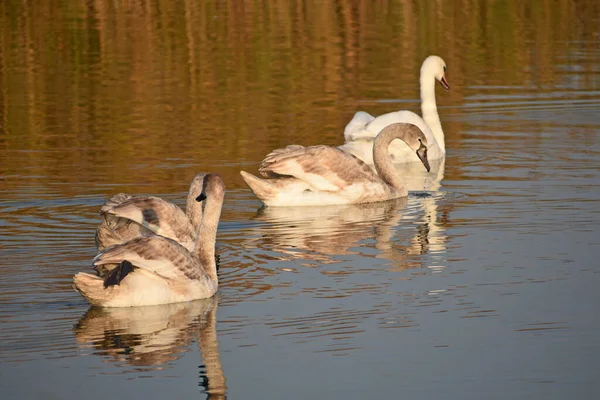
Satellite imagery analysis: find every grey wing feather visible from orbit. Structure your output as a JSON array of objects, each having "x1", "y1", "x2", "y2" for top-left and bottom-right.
[
  {"x1": 99, "y1": 193, "x2": 135, "y2": 215},
  {"x1": 93, "y1": 236, "x2": 203, "y2": 281},
  {"x1": 259, "y1": 145, "x2": 306, "y2": 177},
  {"x1": 259, "y1": 145, "x2": 381, "y2": 190},
  {"x1": 105, "y1": 197, "x2": 195, "y2": 246}
]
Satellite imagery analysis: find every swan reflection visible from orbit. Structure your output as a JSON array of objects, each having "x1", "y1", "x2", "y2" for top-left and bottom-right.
[
  {"x1": 248, "y1": 198, "x2": 406, "y2": 260},
  {"x1": 74, "y1": 297, "x2": 226, "y2": 398}
]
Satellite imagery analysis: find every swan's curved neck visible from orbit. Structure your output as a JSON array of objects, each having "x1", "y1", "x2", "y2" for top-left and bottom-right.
[
  {"x1": 194, "y1": 192, "x2": 223, "y2": 282},
  {"x1": 186, "y1": 191, "x2": 204, "y2": 229},
  {"x1": 420, "y1": 72, "x2": 445, "y2": 152},
  {"x1": 372, "y1": 126, "x2": 409, "y2": 197}
]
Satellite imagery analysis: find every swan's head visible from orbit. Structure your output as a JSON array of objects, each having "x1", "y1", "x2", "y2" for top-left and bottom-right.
[
  {"x1": 415, "y1": 137, "x2": 431, "y2": 172},
  {"x1": 422, "y1": 55, "x2": 450, "y2": 91},
  {"x1": 402, "y1": 124, "x2": 430, "y2": 172},
  {"x1": 196, "y1": 173, "x2": 226, "y2": 202},
  {"x1": 188, "y1": 173, "x2": 207, "y2": 202},
  {"x1": 383, "y1": 123, "x2": 431, "y2": 172}
]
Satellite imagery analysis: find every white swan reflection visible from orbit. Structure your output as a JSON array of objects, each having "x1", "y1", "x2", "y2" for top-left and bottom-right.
[
  {"x1": 393, "y1": 154, "x2": 445, "y2": 192},
  {"x1": 250, "y1": 198, "x2": 407, "y2": 261},
  {"x1": 74, "y1": 297, "x2": 226, "y2": 398}
]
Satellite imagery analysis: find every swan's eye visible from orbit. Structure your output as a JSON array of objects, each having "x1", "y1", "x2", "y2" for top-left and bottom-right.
[{"x1": 443, "y1": 66, "x2": 446, "y2": 72}]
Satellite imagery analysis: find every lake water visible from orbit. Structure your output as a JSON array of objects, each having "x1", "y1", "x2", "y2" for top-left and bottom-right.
[{"x1": 1, "y1": 1, "x2": 599, "y2": 399}]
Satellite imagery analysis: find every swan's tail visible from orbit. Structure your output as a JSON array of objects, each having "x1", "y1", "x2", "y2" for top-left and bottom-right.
[
  {"x1": 74, "y1": 260, "x2": 138, "y2": 306},
  {"x1": 73, "y1": 272, "x2": 115, "y2": 306},
  {"x1": 240, "y1": 171, "x2": 276, "y2": 202}
]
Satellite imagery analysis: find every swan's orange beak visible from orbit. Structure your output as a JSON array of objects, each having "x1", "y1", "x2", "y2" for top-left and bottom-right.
[{"x1": 440, "y1": 75, "x2": 450, "y2": 90}]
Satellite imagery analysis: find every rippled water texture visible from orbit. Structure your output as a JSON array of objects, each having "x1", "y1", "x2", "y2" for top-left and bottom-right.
[{"x1": 1, "y1": 1, "x2": 599, "y2": 399}]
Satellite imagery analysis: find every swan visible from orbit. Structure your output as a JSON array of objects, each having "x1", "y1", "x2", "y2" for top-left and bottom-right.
[
  {"x1": 339, "y1": 55, "x2": 449, "y2": 165},
  {"x1": 73, "y1": 173, "x2": 225, "y2": 307},
  {"x1": 240, "y1": 123, "x2": 430, "y2": 207},
  {"x1": 95, "y1": 173, "x2": 206, "y2": 252}
]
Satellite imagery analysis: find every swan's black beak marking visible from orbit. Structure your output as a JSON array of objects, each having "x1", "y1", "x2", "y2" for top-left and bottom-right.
[
  {"x1": 196, "y1": 193, "x2": 207, "y2": 202},
  {"x1": 417, "y1": 142, "x2": 431, "y2": 172}
]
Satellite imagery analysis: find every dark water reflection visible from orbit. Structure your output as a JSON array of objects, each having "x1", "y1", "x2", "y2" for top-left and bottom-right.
[{"x1": 1, "y1": 0, "x2": 600, "y2": 399}]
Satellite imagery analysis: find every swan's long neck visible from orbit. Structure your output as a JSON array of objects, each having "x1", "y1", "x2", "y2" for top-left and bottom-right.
[
  {"x1": 420, "y1": 71, "x2": 445, "y2": 152},
  {"x1": 186, "y1": 190, "x2": 204, "y2": 230},
  {"x1": 372, "y1": 125, "x2": 409, "y2": 197},
  {"x1": 194, "y1": 191, "x2": 223, "y2": 282}
]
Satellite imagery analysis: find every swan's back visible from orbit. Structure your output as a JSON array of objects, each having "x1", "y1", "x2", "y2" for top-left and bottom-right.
[
  {"x1": 366, "y1": 111, "x2": 433, "y2": 142},
  {"x1": 240, "y1": 142, "x2": 405, "y2": 206},
  {"x1": 259, "y1": 144, "x2": 382, "y2": 190},
  {"x1": 93, "y1": 235, "x2": 204, "y2": 281},
  {"x1": 347, "y1": 110, "x2": 433, "y2": 143}
]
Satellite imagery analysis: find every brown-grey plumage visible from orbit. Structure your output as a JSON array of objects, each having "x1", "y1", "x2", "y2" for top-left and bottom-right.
[
  {"x1": 74, "y1": 173, "x2": 225, "y2": 307},
  {"x1": 93, "y1": 235, "x2": 214, "y2": 282},
  {"x1": 259, "y1": 145, "x2": 380, "y2": 190},
  {"x1": 240, "y1": 122, "x2": 430, "y2": 206},
  {"x1": 95, "y1": 173, "x2": 207, "y2": 251}
]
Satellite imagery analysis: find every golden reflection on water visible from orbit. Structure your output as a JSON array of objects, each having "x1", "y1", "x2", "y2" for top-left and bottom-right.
[{"x1": 1, "y1": 0, "x2": 598, "y2": 195}]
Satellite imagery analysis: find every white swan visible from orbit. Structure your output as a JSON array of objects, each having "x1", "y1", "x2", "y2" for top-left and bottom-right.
[
  {"x1": 240, "y1": 123, "x2": 430, "y2": 207},
  {"x1": 339, "y1": 55, "x2": 449, "y2": 165},
  {"x1": 95, "y1": 173, "x2": 206, "y2": 252},
  {"x1": 73, "y1": 173, "x2": 225, "y2": 307}
]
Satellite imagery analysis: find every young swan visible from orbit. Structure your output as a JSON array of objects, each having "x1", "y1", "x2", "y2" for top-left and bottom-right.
[
  {"x1": 339, "y1": 55, "x2": 449, "y2": 165},
  {"x1": 73, "y1": 174, "x2": 225, "y2": 307},
  {"x1": 240, "y1": 123, "x2": 430, "y2": 207},
  {"x1": 95, "y1": 173, "x2": 207, "y2": 252}
]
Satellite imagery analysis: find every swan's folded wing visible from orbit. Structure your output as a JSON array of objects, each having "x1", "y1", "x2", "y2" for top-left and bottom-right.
[
  {"x1": 96, "y1": 218, "x2": 156, "y2": 250},
  {"x1": 344, "y1": 111, "x2": 375, "y2": 140},
  {"x1": 93, "y1": 236, "x2": 202, "y2": 281},
  {"x1": 104, "y1": 197, "x2": 193, "y2": 243},
  {"x1": 259, "y1": 145, "x2": 380, "y2": 191},
  {"x1": 100, "y1": 193, "x2": 135, "y2": 215}
]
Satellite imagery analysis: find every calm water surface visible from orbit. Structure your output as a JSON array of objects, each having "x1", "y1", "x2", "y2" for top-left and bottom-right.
[{"x1": 1, "y1": 1, "x2": 600, "y2": 399}]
